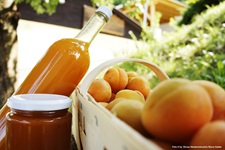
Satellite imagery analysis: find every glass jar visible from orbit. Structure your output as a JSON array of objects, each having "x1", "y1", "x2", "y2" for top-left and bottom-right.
[{"x1": 6, "y1": 94, "x2": 72, "y2": 150}]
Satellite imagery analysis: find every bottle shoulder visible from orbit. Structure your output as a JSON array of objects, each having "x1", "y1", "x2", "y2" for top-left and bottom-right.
[
  {"x1": 49, "y1": 38, "x2": 90, "y2": 51},
  {"x1": 56, "y1": 38, "x2": 90, "y2": 45}
]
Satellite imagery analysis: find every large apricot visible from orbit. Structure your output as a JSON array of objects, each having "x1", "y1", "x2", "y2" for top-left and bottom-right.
[
  {"x1": 111, "y1": 100, "x2": 147, "y2": 135},
  {"x1": 103, "y1": 68, "x2": 128, "y2": 93},
  {"x1": 126, "y1": 76, "x2": 150, "y2": 98},
  {"x1": 190, "y1": 120, "x2": 225, "y2": 150},
  {"x1": 141, "y1": 78, "x2": 213, "y2": 144},
  {"x1": 115, "y1": 89, "x2": 145, "y2": 103},
  {"x1": 88, "y1": 78, "x2": 112, "y2": 102},
  {"x1": 193, "y1": 80, "x2": 225, "y2": 120}
]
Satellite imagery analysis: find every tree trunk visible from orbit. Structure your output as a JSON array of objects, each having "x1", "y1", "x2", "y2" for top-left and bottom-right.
[{"x1": 0, "y1": 1, "x2": 20, "y2": 108}]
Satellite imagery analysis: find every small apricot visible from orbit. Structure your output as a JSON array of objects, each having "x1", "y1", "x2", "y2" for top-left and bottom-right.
[
  {"x1": 115, "y1": 89, "x2": 145, "y2": 103},
  {"x1": 126, "y1": 76, "x2": 150, "y2": 98},
  {"x1": 106, "y1": 98, "x2": 126, "y2": 111},
  {"x1": 98, "y1": 102, "x2": 108, "y2": 107},
  {"x1": 127, "y1": 71, "x2": 138, "y2": 82},
  {"x1": 108, "y1": 93, "x2": 116, "y2": 102},
  {"x1": 104, "y1": 68, "x2": 128, "y2": 93},
  {"x1": 111, "y1": 100, "x2": 146, "y2": 135},
  {"x1": 88, "y1": 78, "x2": 112, "y2": 102}
]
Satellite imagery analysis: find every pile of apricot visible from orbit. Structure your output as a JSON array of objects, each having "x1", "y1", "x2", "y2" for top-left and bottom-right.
[{"x1": 88, "y1": 67, "x2": 225, "y2": 149}]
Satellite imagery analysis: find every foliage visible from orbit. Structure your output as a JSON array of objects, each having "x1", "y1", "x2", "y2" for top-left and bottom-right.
[
  {"x1": 178, "y1": 0, "x2": 225, "y2": 26},
  {"x1": 119, "y1": 1, "x2": 225, "y2": 89},
  {"x1": 90, "y1": 0, "x2": 114, "y2": 8},
  {"x1": 14, "y1": 0, "x2": 61, "y2": 15},
  {"x1": 90, "y1": 0, "x2": 145, "y2": 7}
]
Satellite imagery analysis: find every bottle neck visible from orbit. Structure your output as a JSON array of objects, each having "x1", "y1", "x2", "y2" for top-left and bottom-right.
[{"x1": 75, "y1": 12, "x2": 108, "y2": 44}]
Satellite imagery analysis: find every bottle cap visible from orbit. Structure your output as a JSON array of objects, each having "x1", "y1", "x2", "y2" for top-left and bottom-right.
[
  {"x1": 7, "y1": 94, "x2": 72, "y2": 111},
  {"x1": 96, "y1": 6, "x2": 113, "y2": 20}
]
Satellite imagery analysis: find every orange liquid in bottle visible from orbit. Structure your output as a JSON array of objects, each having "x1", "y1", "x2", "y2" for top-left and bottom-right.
[
  {"x1": 16, "y1": 38, "x2": 90, "y2": 95},
  {"x1": 0, "y1": 38, "x2": 90, "y2": 149}
]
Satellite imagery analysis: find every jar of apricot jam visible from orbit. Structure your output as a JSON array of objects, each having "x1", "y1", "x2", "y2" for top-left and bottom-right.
[{"x1": 6, "y1": 94, "x2": 72, "y2": 150}]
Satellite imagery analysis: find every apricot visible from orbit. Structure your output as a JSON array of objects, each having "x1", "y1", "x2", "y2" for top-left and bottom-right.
[
  {"x1": 126, "y1": 76, "x2": 150, "y2": 98},
  {"x1": 106, "y1": 98, "x2": 126, "y2": 111},
  {"x1": 111, "y1": 100, "x2": 146, "y2": 135},
  {"x1": 103, "y1": 68, "x2": 128, "y2": 93},
  {"x1": 108, "y1": 93, "x2": 116, "y2": 102},
  {"x1": 98, "y1": 102, "x2": 108, "y2": 107},
  {"x1": 193, "y1": 80, "x2": 225, "y2": 120},
  {"x1": 127, "y1": 71, "x2": 138, "y2": 82},
  {"x1": 115, "y1": 89, "x2": 145, "y2": 103},
  {"x1": 88, "y1": 78, "x2": 112, "y2": 102},
  {"x1": 190, "y1": 120, "x2": 225, "y2": 150},
  {"x1": 141, "y1": 78, "x2": 213, "y2": 144}
]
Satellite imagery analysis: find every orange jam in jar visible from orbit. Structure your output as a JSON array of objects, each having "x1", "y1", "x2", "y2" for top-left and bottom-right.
[{"x1": 6, "y1": 94, "x2": 72, "y2": 150}]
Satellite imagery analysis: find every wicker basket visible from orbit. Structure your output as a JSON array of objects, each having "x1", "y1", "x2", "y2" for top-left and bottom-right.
[{"x1": 72, "y1": 58, "x2": 170, "y2": 150}]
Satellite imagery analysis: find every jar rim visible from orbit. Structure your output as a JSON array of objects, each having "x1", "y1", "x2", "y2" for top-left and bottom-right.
[{"x1": 7, "y1": 94, "x2": 72, "y2": 111}]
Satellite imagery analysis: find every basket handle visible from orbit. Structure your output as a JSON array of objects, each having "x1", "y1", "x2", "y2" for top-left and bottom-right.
[{"x1": 79, "y1": 58, "x2": 169, "y2": 97}]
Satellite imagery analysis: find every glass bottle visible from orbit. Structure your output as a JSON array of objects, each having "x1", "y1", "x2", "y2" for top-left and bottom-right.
[{"x1": 0, "y1": 6, "x2": 112, "y2": 149}]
